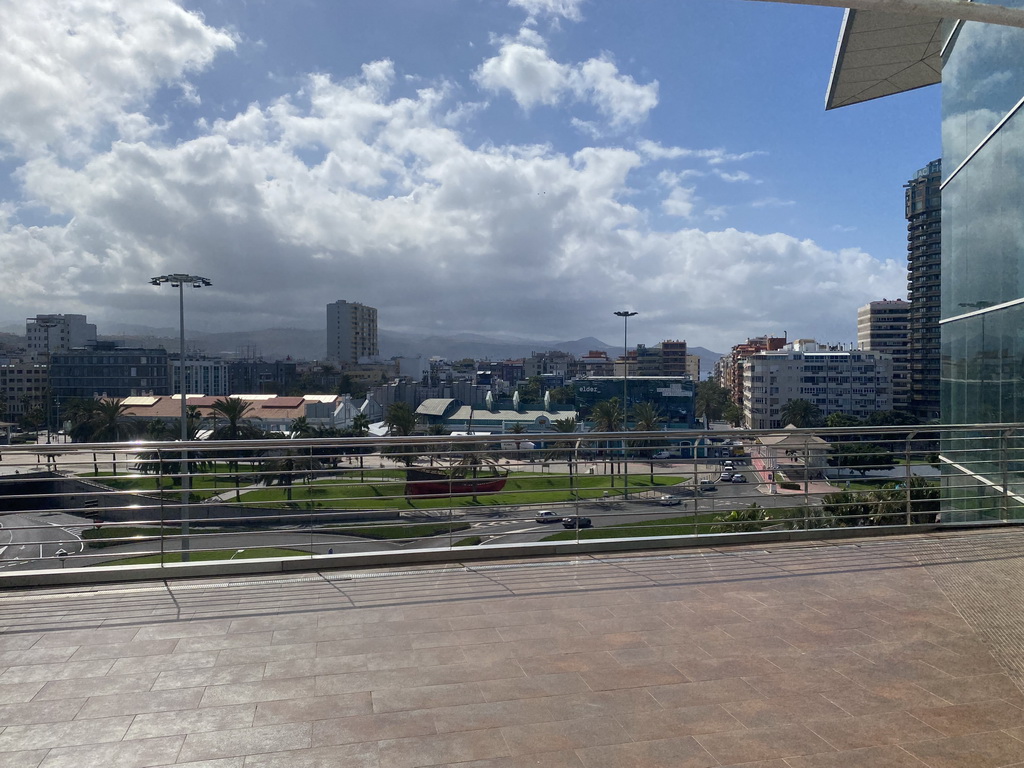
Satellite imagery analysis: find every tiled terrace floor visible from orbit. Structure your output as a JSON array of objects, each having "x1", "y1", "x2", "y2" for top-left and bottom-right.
[{"x1": 5, "y1": 529, "x2": 1024, "y2": 767}]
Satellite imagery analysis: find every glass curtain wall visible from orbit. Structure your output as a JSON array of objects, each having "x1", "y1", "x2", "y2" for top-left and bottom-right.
[{"x1": 940, "y1": 2, "x2": 1024, "y2": 520}]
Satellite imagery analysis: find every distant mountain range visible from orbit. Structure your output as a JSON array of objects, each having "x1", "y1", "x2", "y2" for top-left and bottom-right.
[{"x1": 0, "y1": 324, "x2": 722, "y2": 377}]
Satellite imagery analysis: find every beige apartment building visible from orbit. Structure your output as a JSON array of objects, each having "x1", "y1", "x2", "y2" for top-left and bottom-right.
[{"x1": 742, "y1": 340, "x2": 893, "y2": 430}]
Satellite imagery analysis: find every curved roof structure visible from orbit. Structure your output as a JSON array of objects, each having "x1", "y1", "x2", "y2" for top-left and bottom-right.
[{"x1": 745, "y1": 1, "x2": 1024, "y2": 109}]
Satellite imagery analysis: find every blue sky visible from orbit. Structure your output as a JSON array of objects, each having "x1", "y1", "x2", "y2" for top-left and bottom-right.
[{"x1": 0, "y1": 0, "x2": 939, "y2": 352}]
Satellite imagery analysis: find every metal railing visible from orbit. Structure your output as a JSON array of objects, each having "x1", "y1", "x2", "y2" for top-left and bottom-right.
[{"x1": 0, "y1": 423, "x2": 1021, "y2": 581}]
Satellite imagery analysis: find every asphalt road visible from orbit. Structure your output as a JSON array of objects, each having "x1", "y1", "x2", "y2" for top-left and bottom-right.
[{"x1": 0, "y1": 464, "x2": 830, "y2": 569}]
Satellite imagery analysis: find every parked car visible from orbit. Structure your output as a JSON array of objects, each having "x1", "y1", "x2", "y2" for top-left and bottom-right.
[
  {"x1": 731, "y1": 474, "x2": 748, "y2": 483},
  {"x1": 535, "y1": 510, "x2": 561, "y2": 523},
  {"x1": 658, "y1": 495, "x2": 682, "y2": 506},
  {"x1": 562, "y1": 516, "x2": 593, "y2": 529}
]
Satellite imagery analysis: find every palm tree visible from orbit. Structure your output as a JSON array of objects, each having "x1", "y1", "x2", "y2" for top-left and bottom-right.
[
  {"x1": 550, "y1": 417, "x2": 580, "y2": 498},
  {"x1": 262, "y1": 449, "x2": 323, "y2": 503},
  {"x1": 290, "y1": 416, "x2": 315, "y2": 438},
  {"x1": 88, "y1": 398, "x2": 137, "y2": 475},
  {"x1": 383, "y1": 402, "x2": 419, "y2": 466},
  {"x1": 351, "y1": 413, "x2": 371, "y2": 436},
  {"x1": 589, "y1": 398, "x2": 624, "y2": 487},
  {"x1": 695, "y1": 380, "x2": 731, "y2": 427},
  {"x1": 210, "y1": 397, "x2": 262, "y2": 498},
  {"x1": 589, "y1": 398, "x2": 623, "y2": 433},
  {"x1": 630, "y1": 402, "x2": 664, "y2": 483},
  {"x1": 210, "y1": 397, "x2": 259, "y2": 440},
  {"x1": 779, "y1": 399, "x2": 824, "y2": 428}
]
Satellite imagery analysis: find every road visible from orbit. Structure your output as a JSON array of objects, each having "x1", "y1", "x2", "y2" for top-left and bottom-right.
[
  {"x1": 0, "y1": 464, "x2": 832, "y2": 569},
  {"x1": 0, "y1": 512, "x2": 89, "y2": 570}
]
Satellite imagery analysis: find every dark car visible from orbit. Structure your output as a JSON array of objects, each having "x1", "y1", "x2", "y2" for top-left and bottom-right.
[
  {"x1": 535, "y1": 510, "x2": 561, "y2": 523},
  {"x1": 562, "y1": 516, "x2": 593, "y2": 529}
]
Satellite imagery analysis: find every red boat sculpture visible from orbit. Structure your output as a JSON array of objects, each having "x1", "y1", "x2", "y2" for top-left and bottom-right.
[{"x1": 404, "y1": 461, "x2": 509, "y2": 498}]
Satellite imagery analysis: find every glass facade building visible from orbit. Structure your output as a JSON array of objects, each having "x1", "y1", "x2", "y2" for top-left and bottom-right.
[{"x1": 939, "y1": 3, "x2": 1024, "y2": 518}]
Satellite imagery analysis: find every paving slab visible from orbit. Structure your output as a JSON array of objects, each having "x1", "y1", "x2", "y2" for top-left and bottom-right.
[{"x1": 1, "y1": 529, "x2": 1024, "y2": 766}]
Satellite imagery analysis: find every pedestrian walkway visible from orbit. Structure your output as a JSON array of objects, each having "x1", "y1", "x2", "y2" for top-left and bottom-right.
[{"x1": 4, "y1": 528, "x2": 1024, "y2": 766}]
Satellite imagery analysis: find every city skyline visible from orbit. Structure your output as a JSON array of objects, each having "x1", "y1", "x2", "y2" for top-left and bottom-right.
[{"x1": 0, "y1": 0, "x2": 938, "y2": 350}]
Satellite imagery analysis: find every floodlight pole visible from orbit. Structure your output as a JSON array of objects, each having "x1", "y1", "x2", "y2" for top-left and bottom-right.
[
  {"x1": 151, "y1": 273, "x2": 211, "y2": 562},
  {"x1": 614, "y1": 311, "x2": 637, "y2": 500},
  {"x1": 35, "y1": 319, "x2": 60, "y2": 445}
]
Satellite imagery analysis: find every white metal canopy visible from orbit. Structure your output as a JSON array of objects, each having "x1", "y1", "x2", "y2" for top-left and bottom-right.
[{"x1": 745, "y1": 1, "x2": 1024, "y2": 109}]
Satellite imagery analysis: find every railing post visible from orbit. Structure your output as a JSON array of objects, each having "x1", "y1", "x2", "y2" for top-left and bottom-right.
[
  {"x1": 905, "y1": 431, "x2": 916, "y2": 526},
  {"x1": 803, "y1": 440, "x2": 810, "y2": 530},
  {"x1": 1002, "y1": 428, "x2": 1011, "y2": 521}
]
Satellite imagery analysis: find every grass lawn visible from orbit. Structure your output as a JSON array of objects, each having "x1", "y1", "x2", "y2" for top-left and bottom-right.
[
  {"x1": 542, "y1": 512, "x2": 723, "y2": 540},
  {"x1": 223, "y1": 472, "x2": 686, "y2": 510}
]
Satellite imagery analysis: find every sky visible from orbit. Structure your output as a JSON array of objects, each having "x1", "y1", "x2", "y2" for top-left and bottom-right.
[{"x1": 0, "y1": 0, "x2": 940, "y2": 353}]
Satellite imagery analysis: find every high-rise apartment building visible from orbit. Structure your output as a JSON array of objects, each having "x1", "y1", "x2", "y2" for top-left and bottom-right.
[
  {"x1": 326, "y1": 300, "x2": 378, "y2": 365},
  {"x1": 634, "y1": 340, "x2": 689, "y2": 378},
  {"x1": 717, "y1": 335, "x2": 787, "y2": 411},
  {"x1": 26, "y1": 314, "x2": 97, "y2": 361},
  {"x1": 857, "y1": 299, "x2": 910, "y2": 412},
  {"x1": 905, "y1": 160, "x2": 941, "y2": 421}
]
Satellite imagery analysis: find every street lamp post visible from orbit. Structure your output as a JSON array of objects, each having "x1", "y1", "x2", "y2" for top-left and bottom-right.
[
  {"x1": 614, "y1": 310, "x2": 637, "y2": 499},
  {"x1": 151, "y1": 273, "x2": 211, "y2": 562}
]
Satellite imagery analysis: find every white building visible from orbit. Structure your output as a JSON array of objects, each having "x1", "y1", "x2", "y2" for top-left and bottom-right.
[
  {"x1": 169, "y1": 356, "x2": 230, "y2": 397},
  {"x1": 742, "y1": 340, "x2": 893, "y2": 429},
  {"x1": 326, "y1": 300, "x2": 378, "y2": 364},
  {"x1": 26, "y1": 314, "x2": 97, "y2": 361}
]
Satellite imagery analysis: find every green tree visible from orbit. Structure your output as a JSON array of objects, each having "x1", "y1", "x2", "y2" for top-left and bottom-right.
[
  {"x1": 631, "y1": 402, "x2": 664, "y2": 433},
  {"x1": 863, "y1": 410, "x2": 921, "y2": 427},
  {"x1": 827, "y1": 442, "x2": 896, "y2": 476},
  {"x1": 722, "y1": 403, "x2": 744, "y2": 427},
  {"x1": 695, "y1": 380, "x2": 731, "y2": 426},
  {"x1": 589, "y1": 398, "x2": 623, "y2": 433},
  {"x1": 210, "y1": 397, "x2": 263, "y2": 498},
  {"x1": 351, "y1": 413, "x2": 371, "y2": 436},
  {"x1": 64, "y1": 398, "x2": 101, "y2": 443},
  {"x1": 290, "y1": 416, "x2": 315, "y2": 437},
  {"x1": 711, "y1": 503, "x2": 767, "y2": 533},
  {"x1": 826, "y1": 412, "x2": 862, "y2": 428},
  {"x1": 547, "y1": 384, "x2": 576, "y2": 405},
  {"x1": 383, "y1": 401, "x2": 419, "y2": 466},
  {"x1": 210, "y1": 397, "x2": 261, "y2": 440},
  {"x1": 780, "y1": 399, "x2": 824, "y2": 428},
  {"x1": 90, "y1": 398, "x2": 137, "y2": 442},
  {"x1": 86, "y1": 398, "x2": 138, "y2": 475},
  {"x1": 517, "y1": 376, "x2": 543, "y2": 404},
  {"x1": 821, "y1": 490, "x2": 875, "y2": 526}
]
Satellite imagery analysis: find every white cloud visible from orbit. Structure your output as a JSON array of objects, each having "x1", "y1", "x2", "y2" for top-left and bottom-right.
[
  {"x1": 637, "y1": 140, "x2": 765, "y2": 165},
  {"x1": 715, "y1": 170, "x2": 757, "y2": 183},
  {"x1": 509, "y1": 0, "x2": 585, "y2": 22},
  {"x1": 474, "y1": 36, "x2": 657, "y2": 128},
  {"x1": 0, "y1": 5, "x2": 903, "y2": 351},
  {"x1": 662, "y1": 186, "x2": 698, "y2": 218},
  {"x1": 474, "y1": 40, "x2": 569, "y2": 110},
  {"x1": 0, "y1": 0, "x2": 235, "y2": 157},
  {"x1": 752, "y1": 197, "x2": 796, "y2": 208}
]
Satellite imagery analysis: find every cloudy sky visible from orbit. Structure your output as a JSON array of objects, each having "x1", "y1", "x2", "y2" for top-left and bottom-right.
[{"x1": 0, "y1": 0, "x2": 939, "y2": 352}]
